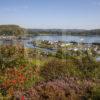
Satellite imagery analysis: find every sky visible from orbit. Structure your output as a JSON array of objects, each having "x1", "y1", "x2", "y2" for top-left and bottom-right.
[{"x1": 0, "y1": 0, "x2": 100, "y2": 29}]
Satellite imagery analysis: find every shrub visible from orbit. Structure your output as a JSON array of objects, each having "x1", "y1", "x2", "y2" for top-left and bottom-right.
[
  {"x1": 93, "y1": 62, "x2": 100, "y2": 79},
  {"x1": 40, "y1": 59, "x2": 82, "y2": 81},
  {"x1": 92, "y1": 86, "x2": 100, "y2": 100},
  {"x1": 74, "y1": 56, "x2": 100, "y2": 78},
  {"x1": 0, "y1": 45, "x2": 28, "y2": 70},
  {"x1": 13, "y1": 77, "x2": 94, "y2": 100}
]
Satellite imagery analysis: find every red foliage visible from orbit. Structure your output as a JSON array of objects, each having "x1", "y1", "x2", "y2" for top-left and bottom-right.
[
  {"x1": 21, "y1": 96, "x2": 25, "y2": 100},
  {"x1": 1, "y1": 66, "x2": 28, "y2": 89}
]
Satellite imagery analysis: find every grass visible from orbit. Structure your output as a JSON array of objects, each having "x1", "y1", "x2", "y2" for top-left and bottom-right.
[{"x1": 31, "y1": 59, "x2": 45, "y2": 66}]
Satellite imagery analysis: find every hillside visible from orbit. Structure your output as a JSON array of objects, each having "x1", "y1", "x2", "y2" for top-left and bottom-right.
[
  {"x1": 0, "y1": 25, "x2": 25, "y2": 36},
  {"x1": 0, "y1": 25, "x2": 100, "y2": 36},
  {"x1": 27, "y1": 29, "x2": 100, "y2": 35}
]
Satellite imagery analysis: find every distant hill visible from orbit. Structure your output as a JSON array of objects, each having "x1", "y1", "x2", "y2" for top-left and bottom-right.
[
  {"x1": 27, "y1": 29, "x2": 100, "y2": 35},
  {"x1": 0, "y1": 25, "x2": 25, "y2": 36},
  {"x1": 0, "y1": 25, "x2": 100, "y2": 36}
]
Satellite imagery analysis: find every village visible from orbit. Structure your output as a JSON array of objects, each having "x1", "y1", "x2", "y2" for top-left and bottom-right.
[{"x1": 31, "y1": 40, "x2": 100, "y2": 60}]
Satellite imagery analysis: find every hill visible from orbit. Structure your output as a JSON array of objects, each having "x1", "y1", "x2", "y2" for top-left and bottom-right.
[
  {"x1": 27, "y1": 29, "x2": 100, "y2": 35},
  {"x1": 0, "y1": 25, "x2": 100, "y2": 36},
  {"x1": 0, "y1": 25, "x2": 25, "y2": 36}
]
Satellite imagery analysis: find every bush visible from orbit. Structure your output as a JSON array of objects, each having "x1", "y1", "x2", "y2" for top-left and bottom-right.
[
  {"x1": 40, "y1": 59, "x2": 82, "y2": 81},
  {"x1": 89, "y1": 85, "x2": 100, "y2": 100},
  {"x1": 0, "y1": 45, "x2": 28, "y2": 70},
  {"x1": 74, "y1": 56, "x2": 100, "y2": 78},
  {"x1": 13, "y1": 77, "x2": 94, "y2": 100},
  {"x1": 93, "y1": 62, "x2": 100, "y2": 79}
]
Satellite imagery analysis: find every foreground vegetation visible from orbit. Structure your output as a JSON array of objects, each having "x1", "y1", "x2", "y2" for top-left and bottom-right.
[{"x1": 0, "y1": 44, "x2": 99, "y2": 99}]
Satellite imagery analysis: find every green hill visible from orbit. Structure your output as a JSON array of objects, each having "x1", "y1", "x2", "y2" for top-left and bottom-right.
[{"x1": 0, "y1": 25, "x2": 25, "y2": 36}]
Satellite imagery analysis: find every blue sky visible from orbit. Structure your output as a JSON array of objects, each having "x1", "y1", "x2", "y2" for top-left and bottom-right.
[{"x1": 0, "y1": 0, "x2": 100, "y2": 29}]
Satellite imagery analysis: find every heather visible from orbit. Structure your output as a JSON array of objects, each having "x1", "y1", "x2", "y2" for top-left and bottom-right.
[{"x1": 0, "y1": 44, "x2": 99, "y2": 99}]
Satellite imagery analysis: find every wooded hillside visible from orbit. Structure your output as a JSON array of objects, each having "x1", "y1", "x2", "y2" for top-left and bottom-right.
[{"x1": 0, "y1": 25, "x2": 25, "y2": 36}]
